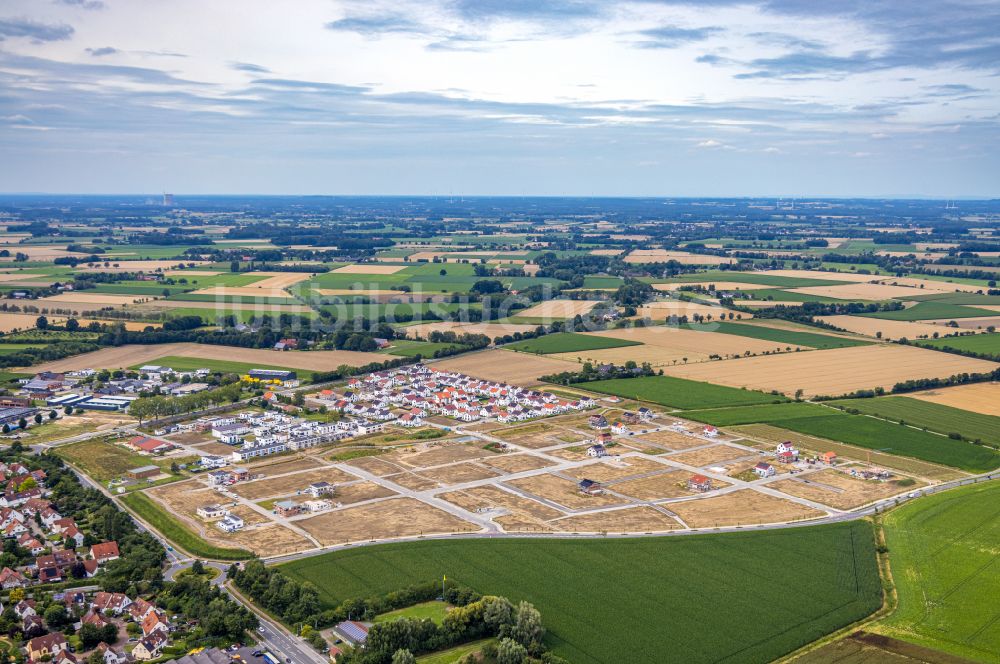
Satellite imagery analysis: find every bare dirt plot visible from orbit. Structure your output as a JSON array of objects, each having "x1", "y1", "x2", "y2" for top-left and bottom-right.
[
  {"x1": 506, "y1": 474, "x2": 625, "y2": 509},
  {"x1": 517, "y1": 300, "x2": 601, "y2": 319},
  {"x1": 326, "y1": 481, "x2": 397, "y2": 505},
  {"x1": 631, "y1": 430, "x2": 723, "y2": 450},
  {"x1": 191, "y1": 441, "x2": 237, "y2": 455},
  {"x1": 590, "y1": 249, "x2": 623, "y2": 256},
  {"x1": 416, "y1": 462, "x2": 502, "y2": 484},
  {"x1": 730, "y1": 424, "x2": 967, "y2": 482},
  {"x1": 479, "y1": 454, "x2": 557, "y2": 474},
  {"x1": 494, "y1": 514, "x2": 557, "y2": 533},
  {"x1": 492, "y1": 423, "x2": 565, "y2": 449},
  {"x1": 330, "y1": 264, "x2": 408, "y2": 274},
  {"x1": 245, "y1": 457, "x2": 323, "y2": 476},
  {"x1": 770, "y1": 470, "x2": 925, "y2": 510},
  {"x1": 551, "y1": 507, "x2": 682, "y2": 533},
  {"x1": 403, "y1": 321, "x2": 538, "y2": 340},
  {"x1": 669, "y1": 490, "x2": 825, "y2": 527},
  {"x1": 613, "y1": 470, "x2": 711, "y2": 500},
  {"x1": 552, "y1": 326, "x2": 779, "y2": 367},
  {"x1": 341, "y1": 456, "x2": 406, "y2": 476},
  {"x1": 909, "y1": 382, "x2": 1000, "y2": 416},
  {"x1": 561, "y1": 457, "x2": 667, "y2": 482},
  {"x1": 227, "y1": 504, "x2": 270, "y2": 526},
  {"x1": 231, "y1": 468, "x2": 359, "y2": 500},
  {"x1": 668, "y1": 445, "x2": 754, "y2": 467},
  {"x1": 429, "y1": 350, "x2": 578, "y2": 386},
  {"x1": 296, "y1": 498, "x2": 478, "y2": 545},
  {"x1": 22, "y1": 342, "x2": 386, "y2": 372},
  {"x1": 662, "y1": 344, "x2": 999, "y2": 397},
  {"x1": 815, "y1": 315, "x2": 948, "y2": 340},
  {"x1": 654, "y1": 282, "x2": 771, "y2": 292},
  {"x1": 225, "y1": 525, "x2": 313, "y2": 557},
  {"x1": 439, "y1": 485, "x2": 564, "y2": 521},
  {"x1": 387, "y1": 442, "x2": 495, "y2": 469},
  {"x1": 625, "y1": 250, "x2": 733, "y2": 266},
  {"x1": 385, "y1": 473, "x2": 441, "y2": 491},
  {"x1": 787, "y1": 283, "x2": 930, "y2": 301}
]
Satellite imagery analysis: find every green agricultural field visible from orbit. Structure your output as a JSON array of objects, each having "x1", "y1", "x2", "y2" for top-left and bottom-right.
[
  {"x1": 690, "y1": 322, "x2": 870, "y2": 349},
  {"x1": 877, "y1": 481, "x2": 1000, "y2": 661},
  {"x1": 154, "y1": 307, "x2": 317, "y2": 323},
  {"x1": 663, "y1": 271, "x2": 847, "y2": 288},
  {"x1": 279, "y1": 521, "x2": 882, "y2": 664},
  {"x1": 168, "y1": 293, "x2": 301, "y2": 305},
  {"x1": 680, "y1": 401, "x2": 833, "y2": 426},
  {"x1": 581, "y1": 276, "x2": 624, "y2": 289},
  {"x1": 120, "y1": 492, "x2": 253, "y2": 561},
  {"x1": 505, "y1": 332, "x2": 641, "y2": 354},
  {"x1": 93, "y1": 283, "x2": 192, "y2": 296},
  {"x1": 827, "y1": 396, "x2": 1000, "y2": 447},
  {"x1": 130, "y1": 355, "x2": 310, "y2": 379},
  {"x1": 378, "y1": 340, "x2": 467, "y2": 358},
  {"x1": 578, "y1": 375, "x2": 785, "y2": 409},
  {"x1": 861, "y1": 302, "x2": 998, "y2": 321},
  {"x1": 736, "y1": 288, "x2": 852, "y2": 304},
  {"x1": 770, "y1": 414, "x2": 1000, "y2": 473},
  {"x1": 914, "y1": 332, "x2": 1000, "y2": 359},
  {"x1": 0, "y1": 343, "x2": 47, "y2": 355}
]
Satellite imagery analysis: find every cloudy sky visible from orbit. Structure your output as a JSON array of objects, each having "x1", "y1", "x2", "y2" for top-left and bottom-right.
[{"x1": 1, "y1": 0, "x2": 998, "y2": 196}]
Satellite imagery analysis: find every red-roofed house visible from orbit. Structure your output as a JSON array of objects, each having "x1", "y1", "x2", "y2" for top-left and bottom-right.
[{"x1": 90, "y1": 541, "x2": 120, "y2": 564}]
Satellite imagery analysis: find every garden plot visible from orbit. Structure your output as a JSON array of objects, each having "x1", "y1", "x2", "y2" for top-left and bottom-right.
[
  {"x1": 770, "y1": 470, "x2": 924, "y2": 510},
  {"x1": 429, "y1": 349, "x2": 577, "y2": 386},
  {"x1": 908, "y1": 382, "x2": 1000, "y2": 416},
  {"x1": 662, "y1": 344, "x2": 999, "y2": 397},
  {"x1": 296, "y1": 498, "x2": 479, "y2": 545},
  {"x1": 667, "y1": 444, "x2": 754, "y2": 467},
  {"x1": 551, "y1": 506, "x2": 682, "y2": 533},
  {"x1": 668, "y1": 490, "x2": 825, "y2": 528},
  {"x1": 506, "y1": 474, "x2": 627, "y2": 509},
  {"x1": 814, "y1": 315, "x2": 947, "y2": 340},
  {"x1": 516, "y1": 300, "x2": 602, "y2": 319}
]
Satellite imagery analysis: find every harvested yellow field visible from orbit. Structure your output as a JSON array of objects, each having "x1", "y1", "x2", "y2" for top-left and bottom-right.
[
  {"x1": 517, "y1": 300, "x2": 601, "y2": 319},
  {"x1": 296, "y1": 498, "x2": 478, "y2": 545},
  {"x1": 653, "y1": 282, "x2": 770, "y2": 292},
  {"x1": 162, "y1": 270, "x2": 222, "y2": 277},
  {"x1": 0, "y1": 246, "x2": 87, "y2": 260},
  {"x1": 668, "y1": 490, "x2": 825, "y2": 527},
  {"x1": 590, "y1": 249, "x2": 623, "y2": 256},
  {"x1": 187, "y1": 272, "x2": 312, "y2": 298},
  {"x1": 869, "y1": 278, "x2": 978, "y2": 293},
  {"x1": 0, "y1": 272, "x2": 54, "y2": 283},
  {"x1": 550, "y1": 326, "x2": 786, "y2": 367},
  {"x1": 75, "y1": 260, "x2": 209, "y2": 272},
  {"x1": 316, "y1": 289, "x2": 407, "y2": 296},
  {"x1": 909, "y1": 382, "x2": 1000, "y2": 416},
  {"x1": 40, "y1": 293, "x2": 143, "y2": 306},
  {"x1": 72, "y1": 318, "x2": 161, "y2": 331},
  {"x1": 21, "y1": 342, "x2": 386, "y2": 372},
  {"x1": 625, "y1": 250, "x2": 733, "y2": 265},
  {"x1": 330, "y1": 264, "x2": 408, "y2": 274},
  {"x1": 429, "y1": 349, "x2": 577, "y2": 386},
  {"x1": 0, "y1": 313, "x2": 56, "y2": 332},
  {"x1": 787, "y1": 283, "x2": 928, "y2": 301},
  {"x1": 755, "y1": 269, "x2": 878, "y2": 283},
  {"x1": 815, "y1": 315, "x2": 958, "y2": 340},
  {"x1": 918, "y1": 316, "x2": 1000, "y2": 330},
  {"x1": 404, "y1": 321, "x2": 538, "y2": 340},
  {"x1": 637, "y1": 299, "x2": 751, "y2": 321},
  {"x1": 662, "y1": 344, "x2": 999, "y2": 397}
]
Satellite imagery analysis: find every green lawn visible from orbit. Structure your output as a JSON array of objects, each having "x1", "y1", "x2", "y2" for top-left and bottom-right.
[
  {"x1": 914, "y1": 332, "x2": 1000, "y2": 359},
  {"x1": 280, "y1": 521, "x2": 882, "y2": 664},
  {"x1": 54, "y1": 438, "x2": 180, "y2": 483},
  {"x1": 416, "y1": 639, "x2": 494, "y2": 664},
  {"x1": 689, "y1": 322, "x2": 870, "y2": 349},
  {"x1": 828, "y1": 396, "x2": 1000, "y2": 447},
  {"x1": 578, "y1": 375, "x2": 786, "y2": 409},
  {"x1": 505, "y1": 332, "x2": 641, "y2": 354},
  {"x1": 120, "y1": 492, "x2": 253, "y2": 561},
  {"x1": 862, "y1": 302, "x2": 998, "y2": 321},
  {"x1": 877, "y1": 481, "x2": 1000, "y2": 662},
  {"x1": 374, "y1": 601, "x2": 451, "y2": 625},
  {"x1": 0, "y1": 343, "x2": 47, "y2": 355},
  {"x1": 770, "y1": 414, "x2": 1000, "y2": 473}
]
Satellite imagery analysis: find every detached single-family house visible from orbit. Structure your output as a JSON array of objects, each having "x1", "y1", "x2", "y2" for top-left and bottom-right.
[
  {"x1": 26, "y1": 632, "x2": 68, "y2": 662},
  {"x1": 141, "y1": 610, "x2": 170, "y2": 637},
  {"x1": 578, "y1": 479, "x2": 605, "y2": 496},
  {"x1": 753, "y1": 462, "x2": 776, "y2": 478},
  {"x1": 131, "y1": 632, "x2": 168, "y2": 661},
  {"x1": 586, "y1": 444, "x2": 607, "y2": 458},
  {"x1": 687, "y1": 475, "x2": 712, "y2": 492},
  {"x1": 0, "y1": 566, "x2": 27, "y2": 589},
  {"x1": 90, "y1": 541, "x2": 120, "y2": 564}
]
